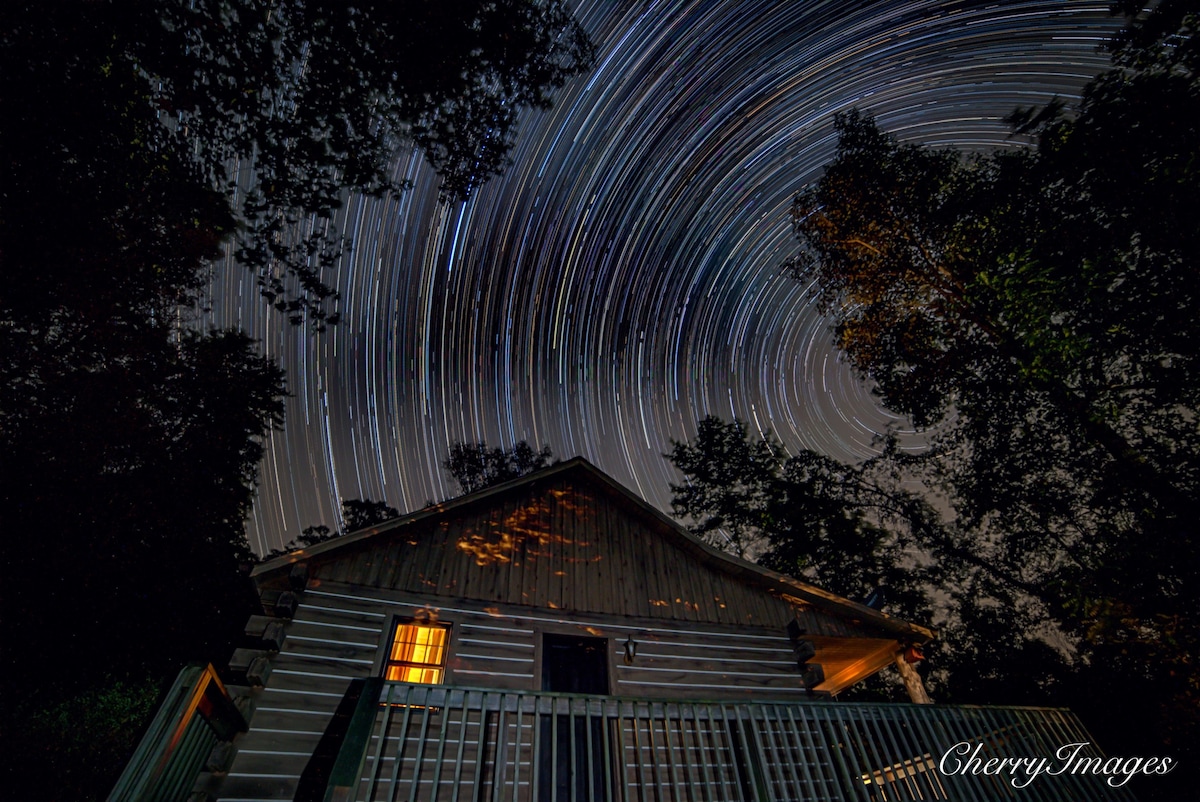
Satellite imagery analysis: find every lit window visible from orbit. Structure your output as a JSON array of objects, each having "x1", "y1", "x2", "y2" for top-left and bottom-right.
[{"x1": 385, "y1": 622, "x2": 449, "y2": 684}]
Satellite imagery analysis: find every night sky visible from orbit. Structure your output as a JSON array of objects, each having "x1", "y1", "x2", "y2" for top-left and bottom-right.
[{"x1": 208, "y1": 1, "x2": 1122, "y2": 554}]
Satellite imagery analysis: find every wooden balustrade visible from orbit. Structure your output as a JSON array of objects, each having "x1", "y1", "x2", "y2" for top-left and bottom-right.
[{"x1": 323, "y1": 682, "x2": 1133, "y2": 802}]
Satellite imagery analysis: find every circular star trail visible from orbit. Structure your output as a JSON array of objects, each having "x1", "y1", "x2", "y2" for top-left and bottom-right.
[{"x1": 208, "y1": 1, "x2": 1122, "y2": 553}]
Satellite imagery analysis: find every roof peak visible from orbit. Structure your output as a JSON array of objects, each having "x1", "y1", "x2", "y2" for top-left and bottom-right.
[{"x1": 252, "y1": 456, "x2": 933, "y2": 643}]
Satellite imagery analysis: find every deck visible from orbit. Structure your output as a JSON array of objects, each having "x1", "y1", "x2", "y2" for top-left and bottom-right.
[
  {"x1": 314, "y1": 681, "x2": 1130, "y2": 802},
  {"x1": 109, "y1": 673, "x2": 1136, "y2": 802}
]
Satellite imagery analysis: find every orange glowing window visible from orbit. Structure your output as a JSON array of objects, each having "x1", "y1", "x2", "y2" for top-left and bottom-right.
[{"x1": 384, "y1": 622, "x2": 449, "y2": 684}]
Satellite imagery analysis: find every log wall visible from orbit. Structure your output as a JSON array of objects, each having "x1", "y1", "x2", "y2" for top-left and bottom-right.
[{"x1": 218, "y1": 581, "x2": 814, "y2": 801}]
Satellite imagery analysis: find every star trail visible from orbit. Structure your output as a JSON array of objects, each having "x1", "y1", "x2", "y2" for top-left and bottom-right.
[{"x1": 207, "y1": 1, "x2": 1122, "y2": 554}]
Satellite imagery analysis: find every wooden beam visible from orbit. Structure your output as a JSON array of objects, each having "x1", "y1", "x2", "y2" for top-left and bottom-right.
[{"x1": 894, "y1": 652, "x2": 933, "y2": 704}]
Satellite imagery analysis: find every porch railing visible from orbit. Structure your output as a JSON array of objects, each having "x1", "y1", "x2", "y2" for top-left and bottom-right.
[
  {"x1": 326, "y1": 682, "x2": 1134, "y2": 802},
  {"x1": 107, "y1": 663, "x2": 247, "y2": 802}
]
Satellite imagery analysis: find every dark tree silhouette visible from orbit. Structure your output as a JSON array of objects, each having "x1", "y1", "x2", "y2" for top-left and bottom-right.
[
  {"x1": 1, "y1": 0, "x2": 590, "y2": 663},
  {"x1": 2, "y1": 330, "x2": 285, "y2": 799},
  {"x1": 667, "y1": 417, "x2": 932, "y2": 614},
  {"x1": 785, "y1": 5, "x2": 1200, "y2": 795},
  {"x1": 667, "y1": 417, "x2": 1080, "y2": 705},
  {"x1": 342, "y1": 498, "x2": 402, "y2": 532},
  {"x1": 1, "y1": 3, "x2": 590, "y2": 799},
  {"x1": 263, "y1": 498, "x2": 402, "y2": 560},
  {"x1": 444, "y1": 442, "x2": 555, "y2": 495},
  {"x1": 5, "y1": 0, "x2": 593, "y2": 326}
]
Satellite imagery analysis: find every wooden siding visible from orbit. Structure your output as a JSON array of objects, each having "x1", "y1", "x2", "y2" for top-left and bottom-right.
[
  {"x1": 221, "y1": 464, "x2": 923, "y2": 801},
  {"x1": 217, "y1": 595, "x2": 383, "y2": 800},
  {"x1": 298, "y1": 582, "x2": 812, "y2": 698},
  {"x1": 304, "y1": 474, "x2": 877, "y2": 639},
  {"x1": 218, "y1": 581, "x2": 823, "y2": 801}
]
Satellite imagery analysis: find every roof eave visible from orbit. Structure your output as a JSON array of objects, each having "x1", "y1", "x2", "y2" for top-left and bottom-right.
[{"x1": 251, "y1": 456, "x2": 935, "y2": 643}]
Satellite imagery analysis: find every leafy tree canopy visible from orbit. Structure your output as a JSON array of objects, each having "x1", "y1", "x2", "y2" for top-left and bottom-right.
[
  {"x1": 1, "y1": 4, "x2": 589, "y2": 797},
  {"x1": 790, "y1": 7, "x2": 1200, "y2": 638},
  {"x1": 668, "y1": 417, "x2": 931, "y2": 613},
  {"x1": 263, "y1": 497, "x2": 402, "y2": 560},
  {"x1": 2, "y1": 0, "x2": 590, "y2": 685},
  {"x1": 342, "y1": 498, "x2": 403, "y2": 532},
  {"x1": 444, "y1": 441, "x2": 555, "y2": 495},
  {"x1": 668, "y1": 417, "x2": 1076, "y2": 705},
  {"x1": 781, "y1": 1, "x2": 1200, "y2": 790},
  {"x1": 4, "y1": 0, "x2": 593, "y2": 326},
  {"x1": 1, "y1": 328, "x2": 286, "y2": 799}
]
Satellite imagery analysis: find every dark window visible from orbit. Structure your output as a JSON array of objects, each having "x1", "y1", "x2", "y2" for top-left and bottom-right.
[{"x1": 541, "y1": 633, "x2": 609, "y2": 694}]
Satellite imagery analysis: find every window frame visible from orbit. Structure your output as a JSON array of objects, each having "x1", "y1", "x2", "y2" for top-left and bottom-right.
[
  {"x1": 534, "y1": 628, "x2": 613, "y2": 695},
  {"x1": 380, "y1": 617, "x2": 453, "y2": 685}
]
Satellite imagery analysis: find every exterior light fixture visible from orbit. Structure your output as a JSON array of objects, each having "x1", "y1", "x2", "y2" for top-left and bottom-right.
[{"x1": 623, "y1": 635, "x2": 637, "y2": 665}]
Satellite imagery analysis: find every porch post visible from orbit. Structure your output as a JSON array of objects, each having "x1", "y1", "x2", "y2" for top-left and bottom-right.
[{"x1": 894, "y1": 652, "x2": 933, "y2": 704}]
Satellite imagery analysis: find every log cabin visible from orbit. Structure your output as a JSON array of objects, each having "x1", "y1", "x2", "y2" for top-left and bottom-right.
[{"x1": 109, "y1": 457, "x2": 1131, "y2": 802}]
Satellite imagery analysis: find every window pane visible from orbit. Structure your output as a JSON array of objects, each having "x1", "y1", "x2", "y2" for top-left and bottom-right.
[
  {"x1": 386, "y1": 622, "x2": 448, "y2": 685},
  {"x1": 386, "y1": 664, "x2": 444, "y2": 684}
]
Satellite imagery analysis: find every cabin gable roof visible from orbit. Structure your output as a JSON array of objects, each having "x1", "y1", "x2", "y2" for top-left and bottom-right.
[{"x1": 254, "y1": 458, "x2": 932, "y2": 643}]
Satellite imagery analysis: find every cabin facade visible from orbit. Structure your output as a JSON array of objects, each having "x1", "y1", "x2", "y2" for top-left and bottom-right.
[{"x1": 110, "y1": 459, "x2": 1131, "y2": 802}]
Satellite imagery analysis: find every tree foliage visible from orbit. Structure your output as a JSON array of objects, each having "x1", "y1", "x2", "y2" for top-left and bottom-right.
[
  {"x1": 264, "y1": 497, "x2": 402, "y2": 560},
  {"x1": 783, "y1": 2, "x2": 1200, "y2": 791},
  {"x1": 1, "y1": 328, "x2": 285, "y2": 799},
  {"x1": 668, "y1": 418, "x2": 930, "y2": 610},
  {"x1": 4, "y1": 0, "x2": 593, "y2": 326},
  {"x1": 2, "y1": 4, "x2": 589, "y2": 798},
  {"x1": 342, "y1": 498, "x2": 403, "y2": 532},
  {"x1": 19, "y1": 677, "x2": 162, "y2": 801},
  {"x1": 2, "y1": 0, "x2": 589, "y2": 671},
  {"x1": 669, "y1": 417, "x2": 1094, "y2": 708},
  {"x1": 444, "y1": 441, "x2": 555, "y2": 495},
  {"x1": 666, "y1": 417, "x2": 783, "y2": 560},
  {"x1": 3, "y1": 329, "x2": 285, "y2": 674}
]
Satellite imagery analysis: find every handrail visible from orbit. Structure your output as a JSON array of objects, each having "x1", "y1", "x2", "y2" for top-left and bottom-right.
[
  {"x1": 107, "y1": 663, "x2": 247, "y2": 802},
  {"x1": 326, "y1": 678, "x2": 385, "y2": 802},
  {"x1": 319, "y1": 682, "x2": 1135, "y2": 802}
]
